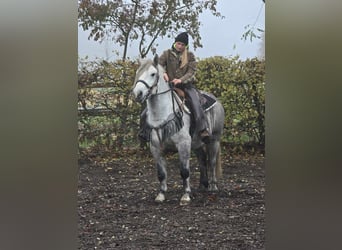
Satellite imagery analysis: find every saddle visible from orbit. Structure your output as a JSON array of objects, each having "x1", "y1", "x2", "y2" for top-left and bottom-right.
[{"x1": 173, "y1": 87, "x2": 217, "y2": 113}]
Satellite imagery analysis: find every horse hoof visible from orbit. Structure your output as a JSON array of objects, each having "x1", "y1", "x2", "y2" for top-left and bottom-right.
[
  {"x1": 155, "y1": 193, "x2": 165, "y2": 203},
  {"x1": 180, "y1": 193, "x2": 191, "y2": 206},
  {"x1": 208, "y1": 185, "x2": 218, "y2": 192}
]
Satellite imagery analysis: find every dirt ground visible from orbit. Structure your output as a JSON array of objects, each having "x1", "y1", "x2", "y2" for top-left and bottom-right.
[{"x1": 78, "y1": 152, "x2": 265, "y2": 249}]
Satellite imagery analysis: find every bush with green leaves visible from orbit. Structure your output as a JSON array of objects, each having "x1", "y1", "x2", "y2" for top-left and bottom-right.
[
  {"x1": 196, "y1": 56, "x2": 265, "y2": 151},
  {"x1": 78, "y1": 59, "x2": 141, "y2": 153}
]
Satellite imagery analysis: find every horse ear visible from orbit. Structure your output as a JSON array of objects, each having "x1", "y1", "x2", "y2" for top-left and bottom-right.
[{"x1": 153, "y1": 54, "x2": 159, "y2": 66}]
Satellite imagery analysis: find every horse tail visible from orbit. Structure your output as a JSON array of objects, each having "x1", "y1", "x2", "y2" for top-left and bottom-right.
[{"x1": 215, "y1": 143, "x2": 222, "y2": 178}]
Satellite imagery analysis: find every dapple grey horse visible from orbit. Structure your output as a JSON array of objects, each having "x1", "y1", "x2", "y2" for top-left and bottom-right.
[{"x1": 131, "y1": 55, "x2": 225, "y2": 205}]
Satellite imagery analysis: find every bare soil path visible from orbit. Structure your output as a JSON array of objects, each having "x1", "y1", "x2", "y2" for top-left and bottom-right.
[{"x1": 78, "y1": 154, "x2": 265, "y2": 249}]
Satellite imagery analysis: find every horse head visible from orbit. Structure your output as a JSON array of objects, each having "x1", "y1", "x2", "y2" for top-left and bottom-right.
[{"x1": 132, "y1": 54, "x2": 160, "y2": 103}]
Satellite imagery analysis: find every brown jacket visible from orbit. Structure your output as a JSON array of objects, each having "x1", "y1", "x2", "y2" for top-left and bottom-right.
[{"x1": 158, "y1": 47, "x2": 197, "y2": 84}]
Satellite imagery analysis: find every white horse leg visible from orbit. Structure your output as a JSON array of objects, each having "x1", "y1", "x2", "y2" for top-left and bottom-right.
[
  {"x1": 151, "y1": 144, "x2": 168, "y2": 202},
  {"x1": 155, "y1": 158, "x2": 168, "y2": 202}
]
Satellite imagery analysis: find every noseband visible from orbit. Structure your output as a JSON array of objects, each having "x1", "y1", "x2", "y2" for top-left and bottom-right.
[{"x1": 135, "y1": 79, "x2": 154, "y2": 92}]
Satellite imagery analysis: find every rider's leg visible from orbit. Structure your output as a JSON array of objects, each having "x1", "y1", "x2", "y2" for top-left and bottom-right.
[{"x1": 183, "y1": 87, "x2": 211, "y2": 143}]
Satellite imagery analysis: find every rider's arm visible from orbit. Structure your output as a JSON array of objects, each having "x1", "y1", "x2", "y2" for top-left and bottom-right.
[{"x1": 158, "y1": 50, "x2": 169, "y2": 81}]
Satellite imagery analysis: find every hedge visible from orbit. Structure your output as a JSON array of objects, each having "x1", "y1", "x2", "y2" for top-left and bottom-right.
[{"x1": 78, "y1": 56, "x2": 265, "y2": 155}]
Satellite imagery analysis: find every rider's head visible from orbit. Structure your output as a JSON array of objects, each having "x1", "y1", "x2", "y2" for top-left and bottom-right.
[
  {"x1": 175, "y1": 32, "x2": 188, "y2": 46},
  {"x1": 173, "y1": 32, "x2": 190, "y2": 68},
  {"x1": 174, "y1": 32, "x2": 189, "y2": 52}
]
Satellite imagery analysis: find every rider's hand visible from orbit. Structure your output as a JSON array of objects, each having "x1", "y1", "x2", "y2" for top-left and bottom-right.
[{"x1": 172, "y1": 79, "x2": 182, "y2": 85}]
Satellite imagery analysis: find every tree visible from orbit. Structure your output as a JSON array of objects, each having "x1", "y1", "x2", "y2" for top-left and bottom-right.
[
  {"x1": 241, "y1": 0, "x2": 265, "y2": 42},
  {"x1": 78, "y1": 0, "x2": 223, "y2": 61}
]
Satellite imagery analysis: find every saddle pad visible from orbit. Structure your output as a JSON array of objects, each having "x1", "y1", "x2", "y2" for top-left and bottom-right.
[
  {"x1": 173, "y1": 90, "x2": 217, "y2": 113},
  {"x1": 200, "y1": 92, "x2": 217, "y2": 111}
]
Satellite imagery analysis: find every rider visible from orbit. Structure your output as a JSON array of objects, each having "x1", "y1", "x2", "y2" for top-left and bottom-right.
[{"x1": 139, "y1": 32, "x2": 210, "y2": 143}]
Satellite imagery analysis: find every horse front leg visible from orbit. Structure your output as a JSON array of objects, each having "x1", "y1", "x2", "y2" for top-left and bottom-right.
[
  {"x1": 155, "y1": 157, "x2": 167, "y2": 202},
  {"x1": 177, "y1": 142, "x2": 192, "y2": 206},
  {"x1": 150, "y1": 144, "x2": 167, "y2": 203}
]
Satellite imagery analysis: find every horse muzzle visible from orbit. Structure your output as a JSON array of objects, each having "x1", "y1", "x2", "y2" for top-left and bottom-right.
[{"x1": 132, "y1": 89, "x2": 147, "y2": 103}]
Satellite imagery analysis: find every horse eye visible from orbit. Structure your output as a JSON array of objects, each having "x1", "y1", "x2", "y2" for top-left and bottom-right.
[{"x1": 151, "y1": 73, "x2": 156, "y2": 77}]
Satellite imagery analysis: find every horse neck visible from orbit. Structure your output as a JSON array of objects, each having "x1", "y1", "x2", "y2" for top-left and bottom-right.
[{"x1": 146, "y1": 79, "x2": 175, "y2": 126}]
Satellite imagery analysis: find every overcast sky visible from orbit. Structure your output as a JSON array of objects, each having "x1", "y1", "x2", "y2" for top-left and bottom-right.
[{"x1": 78, "y1": 0, "x2": 265, "y2": 61}]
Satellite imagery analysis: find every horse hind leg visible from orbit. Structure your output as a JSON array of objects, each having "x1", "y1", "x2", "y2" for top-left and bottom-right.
[
  {"x1": 194, "y1": 147, "x2": 208, "y2": 190},
  {"x1": 207, "y1": 141, "x2": 221, "y2": 192}
]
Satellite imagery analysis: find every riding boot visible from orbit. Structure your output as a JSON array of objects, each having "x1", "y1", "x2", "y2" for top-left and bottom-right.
[
  {"x1": 138, "y1": 108, "x2": 151, "y2": 142},
  {"x1": 183, "y1": 87, "x2": 211, "y2": 144}
]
